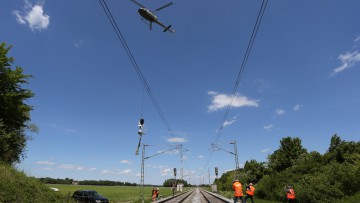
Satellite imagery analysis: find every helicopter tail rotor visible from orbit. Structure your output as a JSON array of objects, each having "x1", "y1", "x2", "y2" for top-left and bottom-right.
[
  {"x1": 164, "y1": 25, "x2": 175, "y2": 36},
  {"x1": 163, "y1": 25, "x2": 171, "y2": 32}
]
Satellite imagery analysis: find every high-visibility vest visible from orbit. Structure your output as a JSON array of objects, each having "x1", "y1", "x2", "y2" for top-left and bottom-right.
[
  {"x1": 287, "y1": 188, "x2": 296, "y2": 199},
  {"x1": 246, "y1": 185, "x2": 255, "y2": 196},
  {"x1": 232, "y1": 181, "x2": 243, "y2": 196}
]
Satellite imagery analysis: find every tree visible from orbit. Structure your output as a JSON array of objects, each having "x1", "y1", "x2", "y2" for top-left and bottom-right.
[
  {"x1": 0, "y1": 42, "x2": 36, "y2": 164},
  {"x1": 268, "y1": 137, "x2": 307, "y2": 172},
  {"x1": 243, "y1": 159, "x2": 268, "y2": 184},
  {"x1": 163, "y1": 178, "x2": 190, "y2": 187},
  {"x1": 328, "y1": 134, "x2": 342, "y2": 153}
]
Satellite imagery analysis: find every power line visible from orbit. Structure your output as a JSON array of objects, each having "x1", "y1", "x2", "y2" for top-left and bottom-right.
[
  {"x1": 98, "y1": 0, "x2": 175, "y2": 138},
  {"x1": 207, "y1": 0, "x2": 269, "y2": 166}
]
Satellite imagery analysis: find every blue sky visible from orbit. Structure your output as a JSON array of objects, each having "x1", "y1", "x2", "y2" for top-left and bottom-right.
[{"x1": 1, "y1": 0, "x2": 360, "y2": 185}]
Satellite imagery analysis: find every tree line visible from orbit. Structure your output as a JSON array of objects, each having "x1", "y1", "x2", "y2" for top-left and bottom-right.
[
  {"x1": 214, "y1": 135, "x2": 360, "y2": 202},
  {"x1": 162, "y1": 178, "x2": 191, "y2": 187},
  {"x1": 38, "y1": 177, "x2": 137, "y2": 186}
]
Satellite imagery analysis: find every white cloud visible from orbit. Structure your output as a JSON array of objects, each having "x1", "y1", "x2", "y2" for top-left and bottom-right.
[
  {"x1": 293, "y1": 104, "x2": 303, "y2": 111},
  {"x1": 263, "y1": 125, "x2": 273, "y2": 131},
  {"x1": 74, "y1": 40, "x2": 84, "y2": 48},
  {"x1": 88, "y1": 168, "x2": 97, "y2": 171},
  {"x1": 167, "y1": 137, "x2": 187, "y2": 143},
  {"x1": 101, "y1": 170, "x2": 112, "y2": 174},
  {"x1": 160, "y1": 168, "x2": 171, "y2": 176},
  {"x1": 261, "y1": 148, "x2": 271, "y2": 153},
  {"x1": 222, "y1": 116, "x2": 238, "y2": 127},
  {"x1": 197, "y1": 155, "x2": 204, "y2": 159},
  {"x1": 208, "y1": 92, "x2": 259, "y2": 112},
  {"x1": 50, "y1": 124, "x2": 77, "y2": 134},
  {"x1": 118, "y1": 169, "x2": 132, "y2": 175},
  {"x1": 120, "y1": 160, "x2": 133, "y2": 164},
  {"x1": 276, "y1": 109, "x2": 286, "y2": 115},
  {"x1": 36, "y1": 160, "x2": 55, "y2": 165},
  {"x1": 43, "y1": 167, "x2": 53, "y2": 171},
  {"x1": 223, "y1": 119, "x2": 236, "y2": 127},
  {"x1": 332, "y1": 51, "x2": 360, "y2": 75},
  {"x1": 354, "y1": 35, "x2": 360, "y2": 42},
  {"x1": 207, "y1": 91, "x2": 218, "y2": 95},
  {"x1": 58, "y1": 164, "x2": 85, "y2": 171},
  {"x1": 12, "y1": 1, "x2": 50, "y2": 31},
  {"x1": 147, "y1": 164, "x2": 168, "y2": 169},
  {"x1": 252, "y1": 79, "x2": 269, "y2": 93}
]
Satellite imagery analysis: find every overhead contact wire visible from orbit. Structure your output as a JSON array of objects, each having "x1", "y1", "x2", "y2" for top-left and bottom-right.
[
  {"x1": 206, "y1": 0, "x2": 269, "y2": 167},
  {"x1": 98, "y1": 0, "x2": 175, "y2": 138}
]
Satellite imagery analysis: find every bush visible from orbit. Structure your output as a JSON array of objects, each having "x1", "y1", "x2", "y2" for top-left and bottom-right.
[
  {"x1": 0, "y1": 163, "x2": 65, "y2": 202},
  {"x1": 214, "y1": 135, "x2": 360, "y2": 202}
]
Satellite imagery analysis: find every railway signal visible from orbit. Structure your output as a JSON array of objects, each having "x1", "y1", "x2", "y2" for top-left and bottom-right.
[{"x1": 135, "y1": 118, "x2": 145, "y2": 155}]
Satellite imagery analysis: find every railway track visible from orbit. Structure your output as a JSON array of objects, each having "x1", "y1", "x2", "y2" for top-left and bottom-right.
[{"x1": 156, "y1": 188, "x2": 231, "y2": 203}]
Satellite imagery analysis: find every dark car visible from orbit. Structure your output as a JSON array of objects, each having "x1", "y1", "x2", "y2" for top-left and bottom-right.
[{"x1": 72, "y1": 190, "x2": 109, "y2": 203}]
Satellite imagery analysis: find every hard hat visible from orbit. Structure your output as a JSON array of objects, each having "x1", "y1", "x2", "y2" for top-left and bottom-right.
[{"x1": 249, "y1": 183, "x2": 253, "y2": 186}]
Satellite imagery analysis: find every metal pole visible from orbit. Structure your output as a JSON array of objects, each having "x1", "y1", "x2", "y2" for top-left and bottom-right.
[
  {"x1": 230, "y1": 141, "x2": 239, "y2": 180},
  {"x1": 139, "y1": 144, "x2": 178, "y2": 202},
  {"x1": 140, "y1": 143, "x2": 146, "y2": 203},
  {"x1": 233, "y1": 141, "x2": 239, "y2": 170},
  {"x1": 179, "y1": 144, "x2": 184, "y2": 181},
  {"x1": 180, "y1": 153, "x2": 183, "y2": 181},
  {"x1": 208, "y1": 168, "x2": 210, "y2": 185}
]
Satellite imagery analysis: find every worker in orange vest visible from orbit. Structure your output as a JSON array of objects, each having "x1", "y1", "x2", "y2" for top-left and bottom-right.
[
  {"x1": 152, "y1": 187, "x2": 158, "y2": 202},
  {"x1": 244, "y1": 183, "x2": 255, "y2": 203},
  {"x1": 232, "y1": 180, "x2": 244, "y2": 203},
  {"x1": 285, "y1": 185, "x2": 296, "y2": 203}
]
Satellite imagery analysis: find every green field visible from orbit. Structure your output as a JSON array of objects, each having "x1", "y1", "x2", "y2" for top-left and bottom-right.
[
  {"x1": 46, "y1": 184, "x2": 360, "y2": 203},
  {"x1": 47, "y1": 184, "x2": 184, "y2": 203},
  {"x1": 47, "y1": 184, "x2": 281, "y2": 203}
]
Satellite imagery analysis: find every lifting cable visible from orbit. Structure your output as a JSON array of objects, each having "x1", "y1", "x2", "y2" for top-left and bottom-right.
[
  {"x1": 206, "y1": 0, "x2": 269, "y2": 167},
  {"x1": 98, "y1": 0, "x2": 176, "y2": 140}
]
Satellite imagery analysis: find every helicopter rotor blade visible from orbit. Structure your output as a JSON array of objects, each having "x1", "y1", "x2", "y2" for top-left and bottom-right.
[
  {"x1": 154, "y1": 2, "x2": 173, "y2": 12},
  {"x1": 130, "y1": 0, "x2": 146, "y2": 8}
]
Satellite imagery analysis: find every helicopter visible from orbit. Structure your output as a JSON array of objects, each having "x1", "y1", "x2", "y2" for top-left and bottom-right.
[{"x1": 130, "y1": 0, "x2": 175, "y2": 35}]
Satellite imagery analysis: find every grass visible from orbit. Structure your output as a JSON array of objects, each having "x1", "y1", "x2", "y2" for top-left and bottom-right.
[
  {"x1": 47, "y1": 184, "x2": 188, "y2": 203},
  {"x1": 217, "y1": 190, "x2": 281, "y2": 203},
  {"x1": 49, "y1": 184, "x2": 282, "y2": 203},
  {"x1": 337, "y1": 192, "x2": 360, "y2": 203},
  {"x1": 0, "y1": 164, "x2": 64, "y2": 203}
]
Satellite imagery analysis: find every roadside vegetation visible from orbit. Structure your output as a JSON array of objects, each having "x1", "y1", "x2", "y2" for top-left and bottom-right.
[
  {"x1": 214, "y1": 135, "x2": 360, "y2": 203},
  {"x1": 0, "y1": 163, "x2": 66, "y2": 202}
]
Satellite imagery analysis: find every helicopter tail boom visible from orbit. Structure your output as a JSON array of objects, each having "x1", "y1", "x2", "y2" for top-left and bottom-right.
[{"x1": 164, "y1": 25, "x2": 175, "y2": 35}]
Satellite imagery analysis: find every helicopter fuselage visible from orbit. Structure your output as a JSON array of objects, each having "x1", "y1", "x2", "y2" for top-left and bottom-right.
[{"x1": 138, "y1": 8, "x2": 157, "y2": 22}]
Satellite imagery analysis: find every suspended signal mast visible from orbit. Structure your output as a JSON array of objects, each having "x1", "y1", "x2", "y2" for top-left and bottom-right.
[{"x1": 135, "y1": 118, "x2": 145, "y2": 155}]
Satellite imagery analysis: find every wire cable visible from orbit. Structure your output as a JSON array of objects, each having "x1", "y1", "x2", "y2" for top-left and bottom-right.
[
  {"x1": 98, "y1": 0, "x2": 175, "y2": 139},
  {"x1": 206, "y1": 0, "x2": 269, "y2": 167}
]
